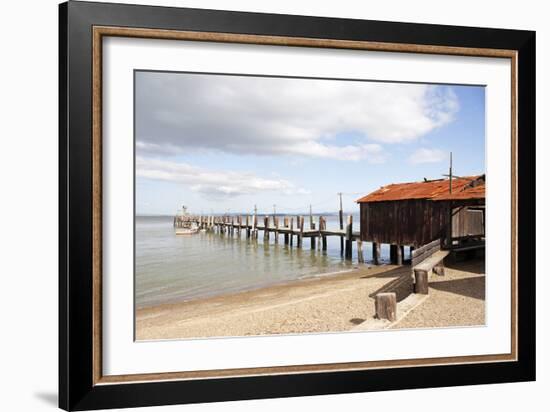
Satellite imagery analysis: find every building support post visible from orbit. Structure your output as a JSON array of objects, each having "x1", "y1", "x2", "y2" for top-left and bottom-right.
[
  {"x1": 396, "y1": 245, "x2": 403, "y2": 265},
  {"x1": 373, "y1": 242, "x2": 381, "y2": 265},
  {"x1": 390, "y1": 244, "x2": 397, "y2": 264},
  {"x1": 345, "y1": 215, "x2": 353, "y2": 260}
]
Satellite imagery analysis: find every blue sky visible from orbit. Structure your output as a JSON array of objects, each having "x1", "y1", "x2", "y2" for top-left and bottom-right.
[{"x1": 135, "y1": 71, "x2": 485, "y2": 216}]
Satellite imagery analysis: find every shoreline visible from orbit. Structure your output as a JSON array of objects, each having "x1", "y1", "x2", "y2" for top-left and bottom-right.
[
  {"x1": 135, "y1": 259, "x2": 485, "y2": 340},
  {"x1": 136, "y1": 264, "x2": 411, "y2": 340},
  {"x1": 136, "y1": 266, "x2": 364, "y2": 311}
]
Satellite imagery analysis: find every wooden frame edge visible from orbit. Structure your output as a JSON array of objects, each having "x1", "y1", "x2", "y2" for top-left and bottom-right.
[
  {"x1": 92, "y1": 27, "x2": 103, "y2": 385},
  {"x1": 91, "y1": 26, "x2": 518, "y2": 386}
]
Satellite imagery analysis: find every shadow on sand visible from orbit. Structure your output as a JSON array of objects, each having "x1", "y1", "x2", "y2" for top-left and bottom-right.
[{"x1": 429, "y1": 276, "x2": 486, "y2": 300}]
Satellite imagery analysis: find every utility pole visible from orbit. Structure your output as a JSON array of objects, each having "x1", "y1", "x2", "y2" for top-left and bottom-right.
[
  {"x1": 337, "y1": 192, "x2": 344, "y2": 255},
  {"x1": 442, "y1": 152, "x2": 454, "y2": 193},
  {"x1": 449, "y1": 152, "x2": 453, "y2": 194},
  {"x1": 273, "y1": 204, "x2": 276, "y2": 217},
  {"x1": 440, "y1": 152, "x2": 454, "y2": 248}
]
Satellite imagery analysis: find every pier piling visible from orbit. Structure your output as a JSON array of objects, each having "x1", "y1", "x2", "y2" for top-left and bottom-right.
[{"x1": 176, "y1": 211, "x2": 366, "y2": 263}]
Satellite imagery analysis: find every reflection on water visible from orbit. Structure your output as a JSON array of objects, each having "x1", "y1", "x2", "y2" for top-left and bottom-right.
[{"x1": 135, "y1": 215, "x2": 395, "y2": 309}]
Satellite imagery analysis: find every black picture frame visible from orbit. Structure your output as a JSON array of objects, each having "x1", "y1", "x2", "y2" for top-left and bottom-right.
[{"x1": 59, "y1": 1, "x2": 536, "y2": 410}]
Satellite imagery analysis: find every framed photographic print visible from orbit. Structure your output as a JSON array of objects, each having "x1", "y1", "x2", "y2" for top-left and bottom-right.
[{"x1": 59, "y1": 1, "x2": 535, "y2": 410}]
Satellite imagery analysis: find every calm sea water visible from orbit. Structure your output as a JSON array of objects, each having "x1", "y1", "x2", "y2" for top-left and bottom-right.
[{"x1": 135, "y1": 215, "x2": 401, "y2": 309}]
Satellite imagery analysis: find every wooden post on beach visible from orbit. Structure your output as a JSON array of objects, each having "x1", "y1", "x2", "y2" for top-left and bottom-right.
[
  {"x1": 246, "y1": 215, "x2": 250, "y2": 238},
  {"x1": 274, "y1": 216, "x2": 279, "y2": 243},
  {"x1": 414, "y1": 269, "x2": 429, "y2": 294},
  {"x1": 375, "y1": 292, "x2": 397, "y2": 321},
  {"x1": 283, "y1": 217, "x2": 289, "y2": 244},
  {"x1": 372, "y1": 242, "x2": 381, "y2": 265},
  {"x1": 357, "y1": 238, "x2": 364, "y2": 263},
  {"x1": 345, "y1": 214, "x2": 353, "y2": 260},
  {"x1": 297, "y1": 216, "x2": 304, "y2": 248}
]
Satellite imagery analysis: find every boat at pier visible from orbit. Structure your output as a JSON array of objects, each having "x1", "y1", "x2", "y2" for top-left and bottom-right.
[{"x1": 174, "y1": 205, "x2": 199, "y2": 235}]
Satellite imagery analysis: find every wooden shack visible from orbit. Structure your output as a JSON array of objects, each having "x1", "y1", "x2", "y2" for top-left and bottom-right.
[{"x1": 356, "y1": 175, "x2": 485, "y2": 264}]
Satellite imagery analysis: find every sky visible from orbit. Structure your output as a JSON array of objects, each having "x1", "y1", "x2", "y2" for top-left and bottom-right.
[{"x1": 135, "y1": 71, "x2": 485, "y2": 216}]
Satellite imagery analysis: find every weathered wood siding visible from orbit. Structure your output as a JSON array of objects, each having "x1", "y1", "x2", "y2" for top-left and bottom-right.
[
  {"x1": 360, "y1": 200, "x2": 450, "y2": 247},
  {"x1": 360, "y1": 200, "x2": 484, "y2": 247},
  {"x1": 452, "y1": 207, "x2": 484, "y2": 238}
]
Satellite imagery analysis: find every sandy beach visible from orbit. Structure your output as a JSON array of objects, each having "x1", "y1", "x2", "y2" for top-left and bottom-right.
[
  {"x1": 391, "y1": 259, "x2": 485, "y2": 329},
  {"x1": 136, "y1": 259, "x2": 485, "y2": 340}
]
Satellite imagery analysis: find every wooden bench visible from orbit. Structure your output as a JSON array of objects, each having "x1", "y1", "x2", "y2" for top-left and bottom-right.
[{"x1": 412, "y1": 239, "x2": 449, "y2": 294}]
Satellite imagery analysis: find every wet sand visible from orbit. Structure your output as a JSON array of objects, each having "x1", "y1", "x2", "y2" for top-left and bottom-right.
[{"x1": 136, "y1": 259, "x2": 485, "y2": 340}]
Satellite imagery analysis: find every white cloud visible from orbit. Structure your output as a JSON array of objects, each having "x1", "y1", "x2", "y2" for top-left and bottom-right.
[
  {"x1": 409, "y1": 148, "x2": 448, "y2": 164},
  {"x1": 135, "y1": 73, "x2": 459, "y2": 161},
  {"x1": 136, "y1": 157, "x2": 310, "y2": 198}
]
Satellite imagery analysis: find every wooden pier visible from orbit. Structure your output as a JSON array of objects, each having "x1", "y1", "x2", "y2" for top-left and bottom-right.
[{"x1": 174, "y1": 213, "x2": 363, "y2": 261}]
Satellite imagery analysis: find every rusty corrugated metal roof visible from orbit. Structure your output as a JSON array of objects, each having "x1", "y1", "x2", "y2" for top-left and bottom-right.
[
  {"x1": 356, "y1": 175, "x2": 484, "y2": 203},
  {"x1": 433, "y1": 183, "x2": 485, "y2": 200}
]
